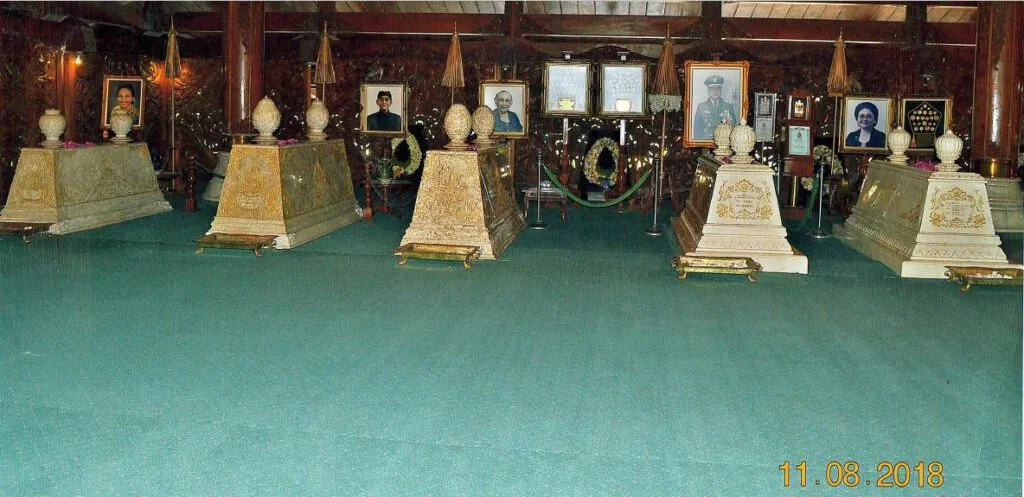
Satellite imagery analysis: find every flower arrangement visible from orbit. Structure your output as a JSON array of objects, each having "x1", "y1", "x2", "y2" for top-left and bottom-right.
[
  {"x1": 913, "y1": 160, "x2": 939, "y2": 172},
  {"x1": 813, "y1": 144, "x2": 844, "y2": 176},
  {"x1": 583, "y1": 137, "x2": 620, "y2": 188},
  {"x1": 276, "y1": 138, "x2": 299, "y2": 146},
  {"x1": 63, "y1": 141, "x2": 96, "y2": 149},
  {"x1": 389, "y1": 136, "x2": 423, "y2": 178}
]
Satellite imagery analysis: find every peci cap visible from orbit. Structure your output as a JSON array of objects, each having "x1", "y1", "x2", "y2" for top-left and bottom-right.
[{"x1": 704, "y1": 75, "x2": 724, "y2": 87}]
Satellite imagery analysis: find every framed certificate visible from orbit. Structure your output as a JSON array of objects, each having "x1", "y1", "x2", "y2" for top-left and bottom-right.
[{"x1": 787, "y1": 125, "x2": 811, "y2": 156}]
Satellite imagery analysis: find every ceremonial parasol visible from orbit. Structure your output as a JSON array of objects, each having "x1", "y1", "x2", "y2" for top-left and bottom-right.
[
  {"x1": 164, "y1": 17, "x2": 181, "y2": 177},
  {"x1": 441, "y1": 25, "x2": 465, "y2": 106},
  {"x1": 313, "y1": 21, "x2": 336, "y2": 104},
  {"x1": 645, "y1": 28, "x2": 682, "y2": 235}
]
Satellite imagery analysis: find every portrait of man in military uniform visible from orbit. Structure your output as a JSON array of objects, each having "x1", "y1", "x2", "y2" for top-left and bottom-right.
[
  {"x1": 693, "y1": 75, "x2": 737, "y2": 140},
  {"x1": 683, "y1": 61, "x2": 749, "y2": 148}
]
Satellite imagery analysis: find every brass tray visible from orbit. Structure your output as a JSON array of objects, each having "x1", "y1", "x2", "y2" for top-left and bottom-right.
[
  {"x1": 0, "y1": 222, "x2": 53, "y2": 244},
  {"x1": 195, "y1": 233, "x2": 276, "y2": 256},
  {"x1": 945, "y1": 266, "x2": 1023, "y2": 292},
  {"x1": 395, "y1": 243, "x2": 481, "y2": 269},
  {"x1": 671, "y1": 255, "x2": 762, "y2": 282}
]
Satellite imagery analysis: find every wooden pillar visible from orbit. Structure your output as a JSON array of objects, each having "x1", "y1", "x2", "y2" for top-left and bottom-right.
[
  {"x1": 56, "y1": 51, "x2": 78, "y2": 142},
  {"x1": 700, "y1": 1, "x2": 724, "y2": 59},
  {"x1": 971, "y1": 1, "x2": 1022, "y2": 178},
  {"x1": 223, "y1": 1, "x2": 265, "y2": 139}
]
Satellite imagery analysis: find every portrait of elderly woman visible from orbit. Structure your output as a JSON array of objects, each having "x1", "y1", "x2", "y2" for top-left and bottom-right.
[
  {"x1": 101, "y1": 76, "x2": 145, "y2": 129},
  {"x1": 479, "y1": 81, "x2": 528, "y2": 138},
  {"x1": 841, "y1": 97, "x2": 893, "y2": 153}
]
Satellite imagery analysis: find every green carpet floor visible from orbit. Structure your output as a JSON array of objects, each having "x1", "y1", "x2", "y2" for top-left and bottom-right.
[{"x1": 1, "y1": 199, "x2": 1021, "y2": 497}]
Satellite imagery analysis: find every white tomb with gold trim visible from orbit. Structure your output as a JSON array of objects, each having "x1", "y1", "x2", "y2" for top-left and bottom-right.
[
  {"x1": 0, "y1": 143, "x2": 171, "y2": 233},
  {"x1": 672, "y1": 153, "x2": 808, "y2": 273},
  {"x1": 834, "y1": 161, "x2": 1020, "y2": 278}
]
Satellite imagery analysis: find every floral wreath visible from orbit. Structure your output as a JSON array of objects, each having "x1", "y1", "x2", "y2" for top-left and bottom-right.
[
  {"x1": 584, "y1": 137, "x2": 620, "y2": 187},
  {"x1": 390, "y1": 135, "x2": 423, "y2": 178}
]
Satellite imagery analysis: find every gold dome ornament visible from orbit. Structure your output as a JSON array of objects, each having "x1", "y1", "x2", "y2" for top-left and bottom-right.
[
  {"x1": 729, "y1": 119, "x2": 756, "y2": 164},
  {"x1": 713, "y1": 122, "x2": 733, "y2": 158},
  {"x1": 110, "y1": 108, "x2": 134, "y2": 144},
  {"x1": 305, "y1": 99, "x2": 329, "y2": 141},
  {"x1": 472, "y1": 105, "x2": 495, "y2": 147},
  {"x1": 934, "y1": 129, "x2": 964, "y2": 172},
  {"x1": 38, "y1": 109, "x2": 66, "y2": 149},
  {"x1": 443, "y1": 103, "x2": 472, "y2": 150},
  {"x1": 886, "y1": 126, "x2": 911, "y2": 165},
  {"x1": 252, "y1": 96, "x2": 282, "y2": 144}
]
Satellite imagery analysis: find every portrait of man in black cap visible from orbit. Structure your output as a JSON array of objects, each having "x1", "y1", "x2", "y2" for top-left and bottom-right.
[{"x1": 693, "y1": 74, "x2": 737, "y2": 140}]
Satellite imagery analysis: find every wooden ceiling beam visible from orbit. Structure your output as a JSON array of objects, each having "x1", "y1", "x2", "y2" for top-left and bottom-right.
[{"x1": 165, "y1": 9, "x2": 975, "y2": 46}]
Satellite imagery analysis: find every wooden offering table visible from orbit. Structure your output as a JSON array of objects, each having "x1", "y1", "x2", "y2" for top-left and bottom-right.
[
  {"x1": 399, "y1": 144, "x2": 524, "y2": 260},
  {"x1": 205, "y1": 140, "x2": 361, "y2": 249},
  {"x1": 0, "y1": 143, "x2": 171, "y2": 234}
]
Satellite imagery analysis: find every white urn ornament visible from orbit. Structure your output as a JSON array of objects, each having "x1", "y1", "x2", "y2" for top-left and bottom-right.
[
  {"x1": 713, "y1": 122, "x2": 733, "y2": 158},
  {"x1": 109, "y1": 108, "x2": 134, "y2": 144},
  {"x1": 38, "y1": 109, "x2": 66, "y2": 149},
  {"x1": 306, "y1": 99, "x2": 329, "y2": 141},
  {"x1": 886, "y1": 126, "x2": 911, "y2": 165},
  {"x1": 252, "y1": 96, "x2": 281, "y2": 144},
  {"x1": 472, "y1": 105, "x2": 495, "y2": 147},
  {"x1": 729, "y1": 119, "x2": 756, "y2": 164},
  {"x1": 443, "y1": 103, "x2": 472, "y2": 150},
  {"x1": 934, "y1": 129, "x2": 964, "y2": 172}
]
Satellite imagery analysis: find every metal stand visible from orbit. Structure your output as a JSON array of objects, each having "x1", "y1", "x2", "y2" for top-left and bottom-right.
[
  {"x1": 528, "y1": 151, "x2": 548, "y2": 229},
  {"x1": 809, "y1": 163, "x2": 830, "y2": 239},
  {"x1": 645, "y1": 157, "x2": 664, "y2": 235}
]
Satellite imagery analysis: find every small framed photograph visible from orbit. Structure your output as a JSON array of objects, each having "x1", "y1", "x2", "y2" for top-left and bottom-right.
[
  {"x1": 683, "y1": 60, "x2": 749, "y2": 148},
  {"x1": 360, "y1": 83, "x2": 408, "y2": 136},
  {"x1": 787, "y1": 95, "x2": 810, "y2": 120},
  {"x1": 787, "y1": 125, "x2": 811, "y2": 156},
  {"x1": 479, "y1": 81, "x2": 528, "y2": 138},
  {"x1": 598, "y1": 62, "x2": 647, "y2": 118},
  {"x1": 755, "y1": 118, "x2": 774, "y2": 142},
  {"x1": 754, "y1": 92, "x2": 776, "y2": 118},
  {"x1": 899, "y1": 96, "x2": 952, "y2": 151},
  {"x1": 841, "y1": 95, "x2": 895, "y2": 154},
  {"x1": 543, "y1": 60, "x2": 591, "y2": 117},
  {"x1": 101, "y1": 75, "x2": 145, "y2": 129}
]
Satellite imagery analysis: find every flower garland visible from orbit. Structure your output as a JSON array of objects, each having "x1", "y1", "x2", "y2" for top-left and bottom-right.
[
  {"x1": 390, "y1": 136, "x2": 423, "y2": 178},
  {"x1": 583, "y1": 137, "x2": 620, "y2": 187}
]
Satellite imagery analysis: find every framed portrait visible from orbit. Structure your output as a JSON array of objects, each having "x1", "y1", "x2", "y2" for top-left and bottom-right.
[
  {"x1": 787, "y1": 95, "x2": 810, "y2": 120},
  {"x1": 360, "y1": 83, "x2": 408, "y2": 136},
  {"x1": 754, "y1": 92, "x2": 777, "y2": 142},
  {"x1": 683, "y1": 60, "x2": 749, "y2": 148},
  {"x1": 899, "y1": 96, "x2": 952, "y2": 151},
  {"x1": 543, "y1": 60, "x2": 591, "y2": 117},
  {"x1": 479, "y1": 81, "x2": 528, "y2": 138},
  {"x1": 840, "y1": 95, "x2": 894, "y2": 154},
  {"x1": 598, "y1": 62, "x2": 647, "y2": 118},
  {"x1": 754, "y1": 92, "x2": 776, "y2": 118},
  {"x1": 101, "y1": 75, "x2": 145, "y2": 129},
  {"x1": 787, "y1": 125, "x2": 811, "y2": 156}
]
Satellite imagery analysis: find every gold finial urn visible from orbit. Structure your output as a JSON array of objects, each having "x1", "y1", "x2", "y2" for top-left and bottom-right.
[
  {"x1": 443, "y1": 103, "x2": 472, "y2": 150},
  {"x1": 38, "y1": 109, "x2": 66, "y2": 149},
  {"x1": 472, "y1": 105, "x2": 495, "y2": 147},
  {"x1": 713, "y1": 122, "x2": 733, "y2": 158},
  {"x1": 887, "y1": 126, "x2": 911, "y2": 165},
  {"x1": 934, "y1": 129, "x2": 963, "y2": 172},
  {"x1": 305, "y1": 99, "x2": 329, "y2": 141},
  {"x1": 729, "y1": 119, "x2": 756, "y2": 164}
]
